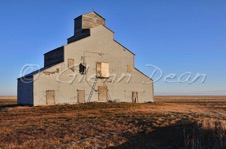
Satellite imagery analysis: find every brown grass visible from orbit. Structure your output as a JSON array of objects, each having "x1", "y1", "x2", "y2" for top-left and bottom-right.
[
  {"x1": 0, "y1": 96, "x2": 17, "y2": 106},
  {"x1": 0, "y1": 96, "x2": 226, "y2": 148}
]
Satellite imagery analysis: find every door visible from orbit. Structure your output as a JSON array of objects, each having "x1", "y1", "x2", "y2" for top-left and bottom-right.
[
  {"x1": 77, "y1": 90, "x2": 85, "y2": 103},
  {"x1": 68, "y1": 59, "x2": 75, "y2": 71},
  {"x1": 96, "y1": 62, "x2": 110, "y2": 78},
  {"x1": 98, "y1": 86, "x2": 107, "y2": 101},
  {"x1": 46, "y1": 90, "x2": 55, "y2": 105},
  {"x1": 132, "y1": 92, "x2": 138, "y2": 103}
]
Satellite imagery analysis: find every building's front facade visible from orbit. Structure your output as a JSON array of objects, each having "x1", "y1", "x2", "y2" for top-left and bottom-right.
[{"x1": 18, "y1": 12, "x2": 154, "y2": 106}]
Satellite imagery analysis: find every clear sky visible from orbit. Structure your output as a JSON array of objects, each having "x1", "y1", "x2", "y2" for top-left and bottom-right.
[{"x1": 0, "y1": 0, "x2": 225, "y2": 96}]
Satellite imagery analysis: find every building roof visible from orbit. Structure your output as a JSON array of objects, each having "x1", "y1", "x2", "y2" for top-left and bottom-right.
[
  {"x1": 44, "y1": 46, "x2": 64, "y2": 55},
  {"x1": 74, "y1": 11, "x2": 106, "y2": 20},
  {"x1": 113, "y1": 39, "x2": 135, "y2": 56},
  {"x1": 17, "y1": 62, "x2": 63, "y2": 79},
  {"x1": 134, "y1": 68, "x2": 153, "y2": 81}
]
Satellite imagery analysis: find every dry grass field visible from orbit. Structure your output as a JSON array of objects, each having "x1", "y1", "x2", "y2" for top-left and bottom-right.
[{"x1": 0, "y1": 96, "x2": 226, "y2": 149}]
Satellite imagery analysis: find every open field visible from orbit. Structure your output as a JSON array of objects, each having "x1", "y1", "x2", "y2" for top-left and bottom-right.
[
  {"x1": 0, "y1": 96, "x2": 17, "y2": 106},
  {"x1": 0, "y1": 96, "x2": 226, "y2": 148}
]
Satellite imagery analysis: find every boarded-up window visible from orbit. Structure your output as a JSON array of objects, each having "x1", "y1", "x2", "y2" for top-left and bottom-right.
[
  {"x1": 77, "y1": 90, "x2": 85, "y2": 103},
  {"x1": 68, "y1": 59, "x2": 75, "y2": 71},
  {"x1": 46, "y1": 90, "x2": 55, "y2": 105},
  {"x1": 132, "y1": 92, "x2": 138, "y2": 103},
  {"x1": 98, "y1": 86, "x2": 108, "y2": 101},
  {"x1": 101, "y1": 63, "x2": 109, "y2": 77},
  {"x1": 96, "y1": 62, "x2": 109, "y2": 78},
  {"x1": 127, "y1": 65, "x2": 132, "y2": 73}
]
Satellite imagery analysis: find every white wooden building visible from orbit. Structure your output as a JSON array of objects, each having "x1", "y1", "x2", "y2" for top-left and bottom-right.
[{"x1": 17, "y1": 12, "x2": 154, "y2": 106}]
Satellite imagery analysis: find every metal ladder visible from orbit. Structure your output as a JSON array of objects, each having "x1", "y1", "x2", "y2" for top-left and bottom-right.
[{"x1": 87, "y1": 77, "x2": 98, "y2": 103}]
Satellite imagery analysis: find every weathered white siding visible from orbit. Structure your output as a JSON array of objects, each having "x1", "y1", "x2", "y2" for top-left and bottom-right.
[
  {"x1": 18, "y1": 12, "x2": 154, "y2": 106},
  {"x1": 31, "y1": 25, "x2": 153, "y2": 106}
]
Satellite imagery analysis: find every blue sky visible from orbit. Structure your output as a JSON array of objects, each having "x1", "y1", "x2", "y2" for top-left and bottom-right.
[{"x1": 0, "y1": 0, "x2": 225, "y2": 96}]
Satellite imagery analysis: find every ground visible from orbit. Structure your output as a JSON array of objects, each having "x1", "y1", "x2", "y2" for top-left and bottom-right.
[{"x1": 0, "y1": 96, "x2": 226, "y2": 148}]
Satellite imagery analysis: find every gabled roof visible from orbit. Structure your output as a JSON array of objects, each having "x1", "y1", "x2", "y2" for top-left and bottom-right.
[
  {"x1": 17, "y1": 62, "x2": 64, "y2": 79},
  {"x1": 74, "y1": 11, "x2": 106, "y2": 20},
  {"x1": 113, "y1": 39, "x2": 135, "y2": 56},
  {"x1": 85, "y1": 11, "x2": 106, "y2": 20},
  {"x1": 134, "y1": 68, "x2": 153, "y2": 81},
  {"x1": 44, "y1": 46, "x2": 64, "y2": 55}
]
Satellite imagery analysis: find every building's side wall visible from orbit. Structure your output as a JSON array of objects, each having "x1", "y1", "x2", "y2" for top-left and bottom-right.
[
  {"x1": 132, "y1": 69, "x2": 154, "y2": 103},
  {"x1": 33, "y1": 62, "x2": 87, "y2": 106},
  {"x1": 33, "y1": 25, "x2": 153, "y2": 106},
  {"x1": 33, "y1": 63, "x2": 70, "y2": 106},
  {"x1": 17, "y1": 78, "x2": 33, "y2": 105}
]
